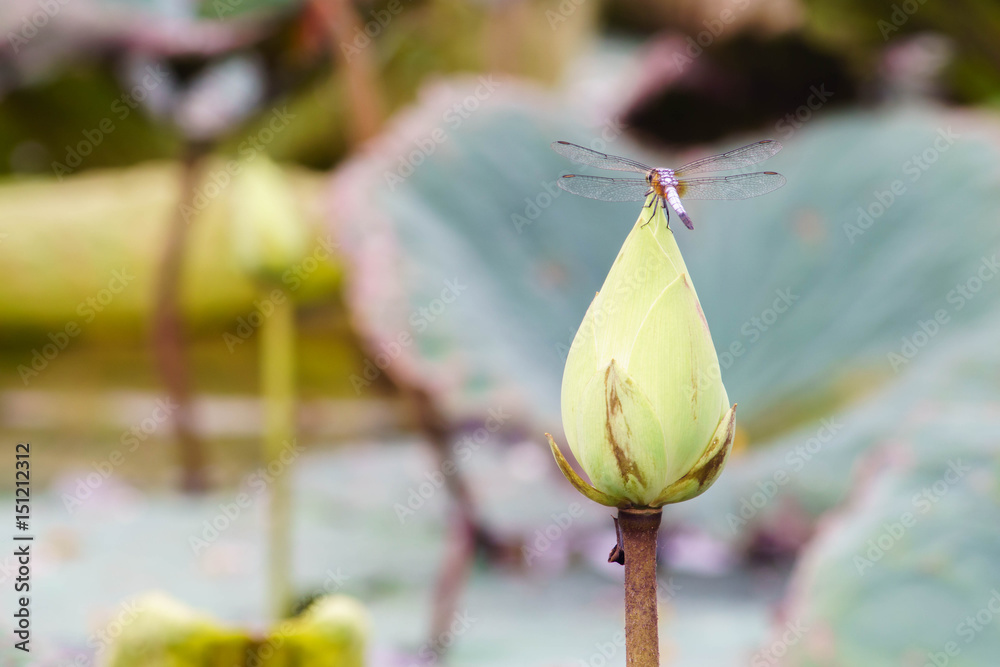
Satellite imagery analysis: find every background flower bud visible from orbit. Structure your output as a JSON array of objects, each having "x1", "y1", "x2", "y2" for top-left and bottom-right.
[
  {"x1": 550, "y1": 200, "x2": 736, "y2": 508},
  {"x1": 230, "y1": 155, "x2": 308, "y2": 283}
]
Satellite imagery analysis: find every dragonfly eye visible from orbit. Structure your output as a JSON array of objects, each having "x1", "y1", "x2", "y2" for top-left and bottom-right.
[{"x1": 646, "y1": 173, "x2": 652, "y2": 184}]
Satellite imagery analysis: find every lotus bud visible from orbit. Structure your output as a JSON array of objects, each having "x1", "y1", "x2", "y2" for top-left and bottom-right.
[
  {"x1": 548, "y1": 198, "x2": 736, "y2": 509},
  {"x1": 230, "y1": 155, "x2": 308, "y2": 283}
]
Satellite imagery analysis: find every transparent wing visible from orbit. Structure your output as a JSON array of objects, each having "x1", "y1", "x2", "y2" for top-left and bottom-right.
[
  {"x1": 676, "y1": 172, "x2": 786, "y2": 200},
  {"x1": 550, "y1": 141, "x2": 652, "y2": 174},
  {"x1": 556, "y1": 175, "x2": 651, "y2": 202},
  {"x1": 674, "y1": 140, "x2": 782, "y2": 176}
]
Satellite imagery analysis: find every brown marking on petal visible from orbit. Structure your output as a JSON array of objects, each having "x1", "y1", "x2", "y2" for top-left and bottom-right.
[
  {"x1": 651, "y1": 406, "x2": 736, "y2": 506},
  {"x1": 694, "y1": 300, "x2": 709, "y2": 328},
  {"x1": 683, "y1": 438, "x2": 729, "y2": 488},
  {"x1": 682, "y1": 275, "x2": 710, "y2": 329},
  {"x1": 681, "y1": 406, "x2": 735, "y2": 489},
  {"x1": 604, "y1": 363, "x2": 644, "y2": 485},
  {"x1": 680, "y1": 276, "x2": 705, "y2": 420},
  {"x1": 691, "y1": 344, "x2": 698, "y2": 417}
]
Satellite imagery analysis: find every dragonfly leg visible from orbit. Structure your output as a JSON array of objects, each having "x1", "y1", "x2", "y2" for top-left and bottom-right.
[{"x1": 640, "y1": 196, "x2": 656, "y2": 228}]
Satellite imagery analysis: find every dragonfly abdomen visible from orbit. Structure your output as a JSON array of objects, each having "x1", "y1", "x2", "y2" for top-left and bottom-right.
[{"x1": 664, "y1": 186, "x2": 694, "y2": 230}]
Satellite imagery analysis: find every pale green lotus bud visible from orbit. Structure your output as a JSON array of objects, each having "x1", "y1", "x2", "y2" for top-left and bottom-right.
[
  {"x1": 547, "y1": 200, "x2": 736, "y2": 508},
  {"x1": 231, "y1": 156, "x2": 308, "y2": 283}
]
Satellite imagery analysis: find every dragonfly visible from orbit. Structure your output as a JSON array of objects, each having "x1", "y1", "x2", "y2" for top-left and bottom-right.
[{"x1": 551, "y1": 140, "x2": 786, "y2": 230}]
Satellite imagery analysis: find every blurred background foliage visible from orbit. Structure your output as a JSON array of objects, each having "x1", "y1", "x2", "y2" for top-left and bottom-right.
[{"x1": 3, "y1": 0, "x2": 1000, "y2": 664}]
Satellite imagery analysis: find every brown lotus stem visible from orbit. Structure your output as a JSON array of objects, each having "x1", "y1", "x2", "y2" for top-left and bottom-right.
[
  {"x1": 618, "y1": 508, "x2": 663, "y2": 667},
  {"x1": 153, "y1": 144, "x2": 209, "y2": 493}
]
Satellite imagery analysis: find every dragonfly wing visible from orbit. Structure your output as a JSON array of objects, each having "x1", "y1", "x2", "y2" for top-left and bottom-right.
[
  {"x1": 551, "y1": 141, "x2": 652, "y2": 174},
  {"x1": 556, "y1": 175, "x2": 651, "y2": 202},
  {"x1": 674, "y1": 140, "x2": 782, "y2": 176},
  {"x1": 676, "y1": 172, "x2": 787, "y2": 200}
]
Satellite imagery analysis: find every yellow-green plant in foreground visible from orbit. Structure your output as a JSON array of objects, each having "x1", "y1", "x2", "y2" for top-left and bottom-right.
[
  {"x1": 547, "y1": 198, "x2": 736, "y2": 509},
  {"x1": 106, "y1": 592, "x2": 369, "y2": 666},
  {"x1": 104, "y1": 592, "x2": 250, "y2": 666},
  {"x1": 546, "y1": 197, "x2": 737, "y2": 667}
]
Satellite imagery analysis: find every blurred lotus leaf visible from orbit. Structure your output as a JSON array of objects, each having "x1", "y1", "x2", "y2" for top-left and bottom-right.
[
  {"x1": 329, "y1": 78, "x2": 639, "y2": 432},
  {"x1": 761, "y1": 415, "x2": 1000, "y2": 665},
  {"x1": 259, "y1": 595, "x2": 369, "y2": 666},
  {"x1": 231, "y1": 154, "x2": 309, "y2": 282},
  {"x1": 329, "y1": 76, "x2": 1000, "y2": 544},
  {"x1": 104, "y1": 591, "x2": 249, "y2": 667},
  {"x1": 0, "y1": 160, "x2": 339, "y2": 337}
]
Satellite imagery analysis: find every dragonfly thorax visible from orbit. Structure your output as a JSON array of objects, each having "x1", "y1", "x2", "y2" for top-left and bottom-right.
[{"x1": 649, "y1": 168, "x2": 679, "y2": 194}]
